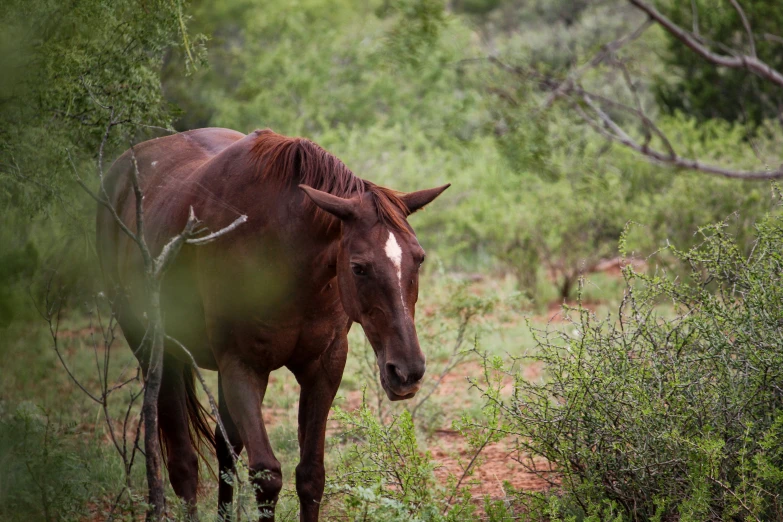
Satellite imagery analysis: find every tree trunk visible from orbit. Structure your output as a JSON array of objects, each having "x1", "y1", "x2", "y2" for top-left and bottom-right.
[{"x1": 560, "y1": 275, "x2": 573, "y2": 301}]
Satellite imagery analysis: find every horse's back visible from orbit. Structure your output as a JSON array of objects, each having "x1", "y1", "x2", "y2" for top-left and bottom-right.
[{"x1": 96, "y1": 128, "x2": 250, "y2": 369}]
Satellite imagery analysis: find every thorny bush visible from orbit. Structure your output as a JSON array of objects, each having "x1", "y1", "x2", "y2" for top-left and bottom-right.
[{"x1": 473, "y1": 208, "x2": 783, "y2": 521}]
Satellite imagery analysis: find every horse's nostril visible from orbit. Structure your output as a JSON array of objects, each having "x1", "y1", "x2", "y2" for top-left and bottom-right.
[
  {"x1": 386, "y1": 363, "x2": 408, "y2": 384},
  {"x1": 409, "y1": 364, "x2": 425, "y2": 384}
]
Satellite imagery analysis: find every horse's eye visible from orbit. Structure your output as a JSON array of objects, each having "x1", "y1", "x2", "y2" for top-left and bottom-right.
[{"x1": 351, "y1": 264, "x2": 367, "y2": 276}]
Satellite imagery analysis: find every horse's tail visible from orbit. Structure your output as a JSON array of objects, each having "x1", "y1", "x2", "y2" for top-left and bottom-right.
[
  {"x1": 183, "y1": 363, "x2": 217, "y2": 460},
  {"x1": 159, "y1": 359, "x2": 217, "y2": 478}
]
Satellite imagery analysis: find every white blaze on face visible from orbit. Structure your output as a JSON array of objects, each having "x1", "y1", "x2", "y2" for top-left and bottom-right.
[
  {"x1": 385, "y1": 231, "x2": 403, "y2": 281},
  {"x1": 384, "y1": 231, "x2": 408, "y2": 313}
]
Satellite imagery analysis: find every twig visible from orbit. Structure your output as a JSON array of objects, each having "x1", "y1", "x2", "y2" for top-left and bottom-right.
[
  {"x1": 541, "y1": 19, "x2": 653, "y2": 110},
  {"x1": 729, "y1": 0, "x2": 756, "y2": 59},
  {"x1": 187, "y1": 214, "x2": 248, "y2": 245}
]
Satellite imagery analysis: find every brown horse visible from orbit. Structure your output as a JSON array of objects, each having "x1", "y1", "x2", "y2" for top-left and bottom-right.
[{"x1": 96, "y1": 128, "x2": 449, "y2": 521}]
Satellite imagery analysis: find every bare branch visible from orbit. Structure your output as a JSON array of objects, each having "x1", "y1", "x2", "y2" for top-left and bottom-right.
[
  {"x1": 628, "y1": 0, "x2": 783, "y2": 87},
  {"x1": 763, "y1": 33, "x2": 783, "y2": 46},
  {"x1": 729, "y1": 0, "x2": 757, "y2": 58},
  {"x1": 98, "y1": 107, "x2": 115, "y2": 182},
  {"x1": 690, "y1": 0, "x2": 700, "y2": 37},
  {"x1": 612, "y1": 57, "x2": 653, "y2": 149},
  {"x1": 155, "y1": 207, "x2": 248, "y2": 279},
  {"x1": 541, "y1": 19, "x2": 653, "y2": 110},
  {"x1": 127, "y1": 144, "x2": 153, "y2": 270},
  {"x1": 574, "y1": 95, "x2": 783, "y2": 179},
  {"x1": 153, "y1": 206, "x2": 201, "y2": 279},
  {"x1": 71, "y1": 166, "x2": 143, "y2": 251},
  {"x1": 187, "y1": 214, "x2": 248, "y2": 245},
  {"x1": 582, "y1": 93, "x2": 634, "y2": 143},
  {"x1": 488, "y1": 8, "x2": 783, "y2": 181}
]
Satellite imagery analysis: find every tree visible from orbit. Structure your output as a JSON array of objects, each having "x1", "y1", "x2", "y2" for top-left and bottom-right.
[
  {"x1": 491, "y1": 0, "x2": 783, "y2": 180},
  {"x1": 655, "y1": 0, "x2": 783, "y2": 126},
  {"x1": 0, "y1": 1, "x2": 217, "y2": 519}
]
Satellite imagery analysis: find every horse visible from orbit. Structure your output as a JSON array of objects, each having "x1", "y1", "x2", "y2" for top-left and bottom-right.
[{"x1": 96, "y1": 128, "x2": 449, "y2": 521}]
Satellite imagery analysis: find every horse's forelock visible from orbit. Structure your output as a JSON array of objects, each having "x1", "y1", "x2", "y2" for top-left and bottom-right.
[{"x1": 367, "y1": 184, "x2": 410, "y2": 233}]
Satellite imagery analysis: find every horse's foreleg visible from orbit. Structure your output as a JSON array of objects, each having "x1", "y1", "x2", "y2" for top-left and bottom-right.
[
  {"x1": 218, "y1": 360, "x2": 282, "y2": 520},
  {"x1": 216, "y1": 373, "x2": 244, "y2": 520},
  {"x1": 290, "y1": 336, "x2": 348, "y2": 522}
]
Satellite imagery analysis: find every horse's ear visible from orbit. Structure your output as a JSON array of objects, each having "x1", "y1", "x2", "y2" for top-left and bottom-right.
[
  {"x1": 299, "y1": 185, "x2": 357, "y2": 221},
  {"x1": 400, "y1": 184, "x2": 450, "y2": 215}
]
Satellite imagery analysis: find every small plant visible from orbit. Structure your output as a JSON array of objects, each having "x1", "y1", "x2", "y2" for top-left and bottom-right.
[
  {"x1": 325, "y1": 377, "x2": 520, "y2": 522},
  {"x1": 328, "y1": 397, "x2": 440, "y2": 518}
]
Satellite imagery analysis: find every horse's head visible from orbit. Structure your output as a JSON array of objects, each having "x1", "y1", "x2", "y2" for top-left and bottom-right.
[{"x1": 300, "y1": 183, "x2": 449, "y2": 401}]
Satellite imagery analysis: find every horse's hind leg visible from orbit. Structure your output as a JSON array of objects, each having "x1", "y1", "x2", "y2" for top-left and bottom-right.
[
  {"x1": 158, "y1": 355, "x2": 201, "y2": 519},
  {"x1": 216, "y1": 373, "x2": 244, "y2": 520}
]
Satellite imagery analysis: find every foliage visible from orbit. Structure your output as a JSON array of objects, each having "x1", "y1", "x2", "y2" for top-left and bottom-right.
[
  {"x1": 329, "y1": 403, "x2": 440, "y2": 517},
  {"x1": 0, "y1": 0, "x2": 203, "y2": 212},
  {"x1": 160, "y1": 0, "x2": 783, "y2": 303},
  {"x1": 474, "y1": 208, "x2": 783, "y2": 520},
  {"x1": 171, "y1": 0, "x2": 475, "y2": 143}
]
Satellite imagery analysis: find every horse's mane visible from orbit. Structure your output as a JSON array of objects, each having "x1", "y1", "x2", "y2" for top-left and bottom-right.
[{"x1": 250, "y1": 129, "x2": 409, "y2": 230}]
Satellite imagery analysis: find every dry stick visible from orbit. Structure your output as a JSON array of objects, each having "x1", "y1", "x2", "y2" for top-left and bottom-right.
[
  {"x1": 107, "y1": 381, "x2": 146, "y2": 522},
  {"x1": 39, "y1": 278, "x2": 145, "y2": 520},
  {"x1": 187, "y1": 214, "x2": 248, "y2": 245},
  {"x1": 442, "y1": 430, "x2": 494, "y2": 513},
  {"x1": 580, "y1": 71, "x2": 677, "y2": 158},
  {"x1": 120, "y1": 145, "x2": 168, "y2": 522},
  {"x1": 612, "y1": 57, "x2": 653, "y2": 149},
  {"x1": 690, "y1": 0, "x2": 700, "y2": 36},
  {"x1": 71, "y1": 88, "x2": 248, "y2": 518},
  {"x1": 128, "y1": 146, "x2": 151, "y2": 267},
  {"x1": 73, "y1": 145, "x2": 242, "y2": 520},
  {"x1": 34, "y1": 276, "x2": 102, "y2": 404}
]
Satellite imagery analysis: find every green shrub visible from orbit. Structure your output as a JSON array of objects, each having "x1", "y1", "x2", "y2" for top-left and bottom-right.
[
  {"x1": 0, "y1": 404, "x2": 91, "y2": 521},
  {"x1": 474, "y1": 208, "x2": 783, "y2": 520}
]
